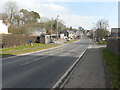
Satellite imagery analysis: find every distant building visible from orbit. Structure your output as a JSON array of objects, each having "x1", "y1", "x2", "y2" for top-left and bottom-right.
[
  {"x1": 75, "y1": 29, "x2": 83, "y2": 37},
  {"x1": 59, "y1": 33, "x2": 65, "y2": 39},
  {"x1": 40, "y1": 35, "x2": 50, "y2": 44},
  {"x1": 59, "y1": 30, "x2": 75, "y2": 39},
  {"x1": 67, "y1": 30, "x2": 75, "y2": 39},
  {"x1": 78, "y1": 27, "x2": 84, "y2": 31},
  {"x1": 111, "y1": 28, "x2": 120, "y2": 37},
  {"x1": 0, "y1": 20, "x2": 8, "y2": 34},
  {"x1": 27, "y1": 27, "x2": 46, "y2": 36}
]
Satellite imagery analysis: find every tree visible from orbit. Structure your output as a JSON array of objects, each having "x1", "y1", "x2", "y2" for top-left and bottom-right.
[
  {"x1": 13, "y1": 15, "x2": 20, "y2": 26},
  {"x1": 20, "y1": 9, "x2": 40, "y2": 26},
  {"x1": 95, "y1": 19, "x2": 109, "y2": 40},
  {"x1": 30, "y1": 11, "x2": 40, "y2": 22},
  {"x1": 20, "y1": 9, "x2": 29, "y2": 25},
  {"x1": 96, "y1": 19, "x2": 109, "y2": 30},
  {"x1": 70, "y1": 26, "x2": 72, "y2": 30},
  {"x1": 4, "y1": 1, "x2": 18, "y2": 25},
  {"x1": 42, "y1": 18, "x2": 66, "y2": 34}
]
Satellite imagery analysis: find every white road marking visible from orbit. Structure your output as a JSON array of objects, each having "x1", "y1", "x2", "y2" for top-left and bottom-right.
[
  {"x1": 2, "y1": 45, "x2": 64, "y2": 60},
  {"x1": 21, "y1": 49, "x2": 64, "y2": 66},
  {"x1": 3, "y1": 48, "x2": 64, "y2": 66}
]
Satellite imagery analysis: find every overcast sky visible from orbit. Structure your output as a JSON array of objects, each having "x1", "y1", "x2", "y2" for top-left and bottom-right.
[{"x1": 0, "y1": 0, "x2": 119, "y2": 30}]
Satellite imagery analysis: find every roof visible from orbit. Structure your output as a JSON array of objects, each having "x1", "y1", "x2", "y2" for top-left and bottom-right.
[
  {"x1": 67, "y1": 30, "x2": 75, "y2": 34},
  {"x1": 28, "y1": 27, "x2": 46, "y2": 32}
]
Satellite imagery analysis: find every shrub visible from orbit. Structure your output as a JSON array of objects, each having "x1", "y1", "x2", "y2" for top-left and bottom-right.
[{"x1": 2, "y1": 34, "x2": 38, "y2": 48}]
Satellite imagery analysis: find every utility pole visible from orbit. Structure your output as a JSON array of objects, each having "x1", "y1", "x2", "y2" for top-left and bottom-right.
[
  {"x1": 56, "y1": 15, "x2": 59, "y2": 40},
  {"x1": 51, "y1": 18, "x2": 53, "y2": 37}
]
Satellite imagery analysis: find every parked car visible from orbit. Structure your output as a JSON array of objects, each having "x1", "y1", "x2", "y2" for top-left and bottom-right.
[{"x1": 50, "y1": 38, "x2": 55, "y2": 43}]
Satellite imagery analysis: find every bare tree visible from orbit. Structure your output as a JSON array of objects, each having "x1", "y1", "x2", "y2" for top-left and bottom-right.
[
  {"x1": 94, "y1": 19, "x2": 109, "y2": 41},
  {"x1": 96, "y1": 19, "x2": 109, "y2": 30},
  {"x1": 4, "y1": 1, "x2": 18, "y2": 25}
]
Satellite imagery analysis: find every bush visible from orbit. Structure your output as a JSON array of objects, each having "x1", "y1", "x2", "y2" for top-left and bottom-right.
[
  {"x1": 1, "y1": 34, "x2": 38, "y2": 48},
  {"x1": 96, "y1": 41, "x2": 106, "y2": 45},
  {"x1": 8, "y1": 26, "x2": 26, "y2": 34}
]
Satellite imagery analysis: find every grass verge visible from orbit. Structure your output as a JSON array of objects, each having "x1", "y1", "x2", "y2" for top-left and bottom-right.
[
  {"x1": 1, "y1": 43, "x2": 59, "y2": 57},
  {"x1": 102, "y1": 48, "x2": 120, "y2": 88},
  {"x1": 96, "y1": 41, "x2": 106, "y2": 45},
  {"x1": 2, "y1": 43, "x2": 49, "y2": 52}
]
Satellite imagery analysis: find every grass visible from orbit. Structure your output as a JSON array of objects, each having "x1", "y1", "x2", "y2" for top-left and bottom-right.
[
  {"x1": 102, "y1": 48, "x2": 120, "y2": 88},
  {"x1": 1, "y1": 43, "x2": 59, "y2": 57},
  {"x1": 96, "y1": 41, "x2": 106, "y2": 45},
  {"x1": 64, "y1": 39, "x2": 78, "y2": 43},
  {"x1": 2, "y1": 43, "x2": 48, "y2": 52},
  {"x1": 1, "y1": 39, "x2": 79, "y2": 57}
]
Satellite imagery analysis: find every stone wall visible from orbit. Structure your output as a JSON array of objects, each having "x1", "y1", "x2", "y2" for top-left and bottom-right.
[{"x1": 107, "y1": 38, "x2": 120, "y2": 57}]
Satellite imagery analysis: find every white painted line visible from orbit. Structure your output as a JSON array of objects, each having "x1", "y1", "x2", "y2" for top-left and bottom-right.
[
  {"x1": 21, "y1": 49, "x2": 65, "y2": 66},
  {"x1": 2, "y1": 41, "x2": 77, "y2": 60},
  {"x1": 88, "y1": 44, "x2": 92, "y2": 49},
  {"x1": 3, "y1": 48, "x2": 64, "y2": 66},
  {"x1": 21, "y1": 56, "x2": 48, "y2": 66},
  {"x1": 2, "y1": 45, "x2": 64, "y2": 60}
]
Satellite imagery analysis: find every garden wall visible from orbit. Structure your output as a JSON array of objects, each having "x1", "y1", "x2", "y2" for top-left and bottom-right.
[{"x1": 107, "y1": 38, "x2": 120, "y2": 57}]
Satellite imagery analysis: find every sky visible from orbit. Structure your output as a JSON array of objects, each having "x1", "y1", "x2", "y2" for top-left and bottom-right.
[{"x1": 0, "y1": 0, "x2": 119, "y2": 30}]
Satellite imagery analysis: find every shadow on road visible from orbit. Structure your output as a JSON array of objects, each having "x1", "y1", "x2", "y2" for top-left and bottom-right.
[{"x1": 2, "y1": 53, "x2": 79, "y2": 88}]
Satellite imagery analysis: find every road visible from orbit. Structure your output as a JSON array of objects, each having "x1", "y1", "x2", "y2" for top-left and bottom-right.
[{"x1": 2, "y1": 36, "x2": 91, "y2": 88}]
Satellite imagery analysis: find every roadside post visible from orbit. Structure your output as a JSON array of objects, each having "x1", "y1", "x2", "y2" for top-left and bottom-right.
[{"x1": 29, "y1": 40, "x2": 33, "y2": 46}]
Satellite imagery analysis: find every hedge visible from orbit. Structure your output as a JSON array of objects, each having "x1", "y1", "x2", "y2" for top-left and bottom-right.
[{"x1": 1, "y1": 34, "x2": 38, "y2": 48}]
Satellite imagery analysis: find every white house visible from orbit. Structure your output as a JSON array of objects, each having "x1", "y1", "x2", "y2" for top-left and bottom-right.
[
  {"x1": 59, "y1": 33, "x2": 65, "y2": 39},
  {"x1": 67, "y1": 30, "x2": 75, "y2": 39},
  {"x1": 0, "y1": 20, "x2": 8, "y2": 34}
]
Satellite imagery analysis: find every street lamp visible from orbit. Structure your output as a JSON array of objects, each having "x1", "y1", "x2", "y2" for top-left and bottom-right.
[{"x1": 56, "y1": 15, "x2": 59, "y2": 40}]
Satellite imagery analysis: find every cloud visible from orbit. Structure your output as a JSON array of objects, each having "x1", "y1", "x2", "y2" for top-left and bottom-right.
[
  {"x1": 26, "y1": 0, "x2": 119, "y2": 2},
  {"x1": 0, "y1": 0, "x2": 68, "y2": 17},
  {"x1": 0, "y1": 0, "x2": 117, "y2": 30},
  {"x1": 33, "y1": 3, "x2": 68, "y2": 17},
  {"x1": 60, "y1": 14, "x2": 101, "y2": 29}
]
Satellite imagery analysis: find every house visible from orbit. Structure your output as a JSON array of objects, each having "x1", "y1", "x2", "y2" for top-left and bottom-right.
[
  {"x1": 60, "y1": 30, "x2": 75, "y2": 39},
  {"x1": 67, "y1": 30, "x2": 75, "y2": 39},
  {"x1": 27, "y1": 27, "x2": 46, "y2": 36},
  {"x1": 0, "y1": 20, "x2": 8, "y2": 34},
  {"x1": 75, "y1": 29, "x2": 83, "y2": 37},
  {"x1": 59, "y1": 33, "x2": 65, "y2": 39}
]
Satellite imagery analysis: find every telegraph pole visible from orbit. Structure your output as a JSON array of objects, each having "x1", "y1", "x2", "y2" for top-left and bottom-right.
[
  {"x1": 51, "y1": 18, "x2": 53, "y2": 37},
  {"x1": 56, "y1": 15, "x2": 59, "y2": 40}
]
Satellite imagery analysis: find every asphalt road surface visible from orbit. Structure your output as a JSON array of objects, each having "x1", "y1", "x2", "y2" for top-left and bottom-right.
[{"x1": 2, "y1": 36, "x2": 91, "y2": 88}]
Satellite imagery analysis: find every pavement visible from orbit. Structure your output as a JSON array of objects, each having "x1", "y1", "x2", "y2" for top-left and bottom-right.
[{"x1": 64, "y1": 44, "x2": 111, "y2": 88}]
